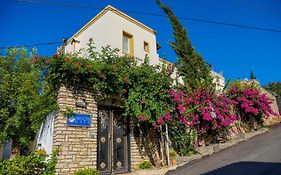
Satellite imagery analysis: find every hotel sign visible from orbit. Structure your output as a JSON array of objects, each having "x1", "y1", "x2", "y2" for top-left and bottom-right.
[{"x1": 67, "y1": 114, "x2": 91, "y2": 127}]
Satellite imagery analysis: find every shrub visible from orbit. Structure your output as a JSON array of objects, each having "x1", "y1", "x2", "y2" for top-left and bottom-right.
[
  {"x1": 74, "y1": 168, "x2": 99, "y2": 175},
  {"x1": 35, "y1": 148, "x2": 47, "y2": 156},
  {"x1": 0, "y1": 153, "x2": 46, "y2": 175},
  {"x1": 169, "y1": 88, "x2": 236, "y2": 144},
  {"x1": 227, "y1": 82, "x2": 278, "y2": 128},
  {"x1": 44, "y1": 148, "x2": 59, "y2": 175},
  {"x1": 0, "y1": 148, "x2": 59, "y2": 175},
  {"x1": 138, "y1": 160, "x2": 152, "y2": 169}
]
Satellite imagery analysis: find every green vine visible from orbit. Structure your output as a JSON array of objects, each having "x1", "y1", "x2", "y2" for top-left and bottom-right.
[{"x1": 35, "y1": 44, "x2": 173, "y2": 125}]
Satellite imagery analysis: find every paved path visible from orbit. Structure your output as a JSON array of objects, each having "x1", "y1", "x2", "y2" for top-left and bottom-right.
[{"x1": 166, "y1": 124, "x2": 281, "y2": 175}]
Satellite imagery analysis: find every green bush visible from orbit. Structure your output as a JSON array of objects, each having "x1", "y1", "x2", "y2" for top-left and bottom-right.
[
  {"x1": 75, "y1": 168, "x2": 99, "y2": 175},
  {"x1": 0, "y1": 148, "x2": 59, "y2": 175},
  {"x1": 138, "y1": 160, "x2": 152, "y2": 169},
  {"x1": 43, "y1": 148, "x2": 59, "y2": 175},
  {"x1": 0, "y1": 154, "x2": 46, "y2": 175}
]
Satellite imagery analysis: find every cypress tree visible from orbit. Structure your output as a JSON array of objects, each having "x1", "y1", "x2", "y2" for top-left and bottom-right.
[
  {"x1": 156, "y1": 0, "x2": 213, "y2": 90},
  {"x1": 250, "y1": 71, "x2": 256, "y2": 79}
]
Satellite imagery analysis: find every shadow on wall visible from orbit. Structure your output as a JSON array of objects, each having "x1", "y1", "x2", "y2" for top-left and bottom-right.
[
  {"x1": 277, "y1": 98, "x2": 281, "y2": 115},
  {"x1": 204, "y1": 161, "x2": 281, "y2": 175},
  {"x1": 134, "y1": 123, "x2": 162, "y2": 167}
]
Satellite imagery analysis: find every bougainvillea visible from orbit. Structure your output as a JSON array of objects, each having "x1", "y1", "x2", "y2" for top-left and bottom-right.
[
  {"x1": 227, "y1": 83, "x2": 278, "y2": 125},
  {"x1": 168, "y1": 88, "x2": 236, "y2": 137},
  {"x1": 35, "y1": 45, "x2": 173, "y2": 126}
]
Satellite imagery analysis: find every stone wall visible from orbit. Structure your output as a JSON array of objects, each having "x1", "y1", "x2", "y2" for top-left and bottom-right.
[
  {"x1": 53, "y1": 85, "x2": 160, "y2": 174},
  {"x1": 259, "y1": 87, "x2": 281, "y2": 125},
  {"x1": 245, "y1": 80, "x2": 281, "y2": 125},
  {"x1": 130, "y1": 118, "x2": 162, "y2": 170},
  {"x1": 54, "y1": 86, "x2": 98, "y2": 175}
]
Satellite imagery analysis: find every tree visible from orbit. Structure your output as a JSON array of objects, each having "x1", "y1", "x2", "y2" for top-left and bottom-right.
[
  {"x1": 250, "y1": 71, "x2": 256, "y2": 79},
  {"x1": 265, "y1": 82, "x2": 281, "y2": 97},
  {"x1": 0, "y1": 48, "x2": 57, "y2": 157},
  {"x1": 156, "y1": 0, "x2": 213, "y2": 90}
]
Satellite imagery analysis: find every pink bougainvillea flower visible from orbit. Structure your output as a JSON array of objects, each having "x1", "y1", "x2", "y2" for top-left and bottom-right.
[
  {"x1": 241, "y1": 102, "x2": 249, "y2": 108},
  {"x1": 203, "y1": 113, "x2": 212, "y2": 121},
  {"x1": 193, "y1": 114, "x2": 199, "y2": 121},
  {"x1": 177, "y1": 104, "x2": 185, "y2": 114},
  {"x1": 221, "y1": 119, "x2": 230, "y2": 127},
  {"x1": 157, "y1": 116, "x2": 165, "y2": 125},
  {"x1": 180, "y1": 116, "x2": 188, "y2": 125},
  {"x1": 230, "y1": 115, "x2": 236, "y2": 121},
  {"x1": 231, "y1": 86, "x2": 238, "y2": 93},
  {"x1": 165, "y1": 113, "x2": 172, "y2": 121}
]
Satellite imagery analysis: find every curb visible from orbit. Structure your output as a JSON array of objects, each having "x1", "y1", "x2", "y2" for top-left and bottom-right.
[
  {"x1": 125, "y1": 127, "x2": 269, "y2": 175},
  {"x1": 176, "y1": 128, "x2": 269, "y2": 168}
]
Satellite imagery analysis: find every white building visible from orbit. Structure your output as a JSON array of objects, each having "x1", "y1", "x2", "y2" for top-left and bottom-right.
[
  {"x1": 62, "y1": 5, "x2": 225, "y2": 90},
  {"x1": 211, "y1": 70, "x2": 225, "y2": 91},
  {"x1": 63, "y1": 5, "x2": 160, "y2": 66}
]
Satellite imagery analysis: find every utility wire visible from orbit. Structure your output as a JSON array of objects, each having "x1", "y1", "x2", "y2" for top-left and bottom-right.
[
  {"x1": 16, "y1": 0, "x2": 281, "y2": 33},
  {"x1": 0, "y1": 41, "x2": 61, "y2": 49}
]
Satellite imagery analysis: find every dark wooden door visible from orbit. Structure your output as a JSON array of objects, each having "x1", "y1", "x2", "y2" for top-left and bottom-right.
[{"x1": 98, "y1": 108, "x2": 129, "y2": 174}]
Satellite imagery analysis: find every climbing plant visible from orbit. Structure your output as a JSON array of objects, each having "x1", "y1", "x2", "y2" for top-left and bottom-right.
[
  {"x1": 226, "y1": 81, "x2": 278, "y2": 129},
  {"x1": 35, "y1": 44, "x2": 174, "y2": 126}
]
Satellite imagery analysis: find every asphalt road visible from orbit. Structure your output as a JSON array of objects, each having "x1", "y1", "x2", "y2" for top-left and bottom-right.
[{"x1": 166, "y1": 124, "x2": 281, "y2": 175}]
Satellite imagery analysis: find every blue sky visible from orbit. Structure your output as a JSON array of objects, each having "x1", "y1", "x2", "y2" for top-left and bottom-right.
[{"x1": 1, "y1": 0, "x2": 280, "y2": 85}]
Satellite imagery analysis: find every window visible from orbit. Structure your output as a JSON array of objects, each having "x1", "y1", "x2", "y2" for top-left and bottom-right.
[
  {"x1": 122, "y1": 35, "x2": 129, "y2": 54},
  {"x1": 144, "y1": 41, "x2": 149, "y2": 53},
  {"x1": 122, "y1": 31, "x2": 133, "y2": 56}
]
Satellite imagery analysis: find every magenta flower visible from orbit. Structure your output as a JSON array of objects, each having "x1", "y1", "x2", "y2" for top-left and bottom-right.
[
  {"x1": 230, "y1": 115, "x2": 236, "y2": 121},
  {"x1": 231, "y1": 86, "x2": 238, "y2": 93},
  {"x1": 221, "y1": 119, "x2": 230, "y2": 127},
  {"x1": 203, "y1": 113, "x2": 212, "y2": 121},
  {"x1": 194, "y1": 114, "x2": 199, "y2": 121},
  {"x1": 165, "y1": 113, "x2": 172, "y2": 121},
  {"x1": 178, "y1": 104, "x2": 185, "y2": 114},
  {"x1": 180, "y1": 116, "x2": 188, "y2": 125},
  {"x1": 157, "y1": 116, "x2": 165, "y2": 125}
]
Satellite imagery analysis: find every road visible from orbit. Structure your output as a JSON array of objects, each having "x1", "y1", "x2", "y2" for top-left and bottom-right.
[{"x1": 166, "y1": 124, "x2": 281, "y2": 175}]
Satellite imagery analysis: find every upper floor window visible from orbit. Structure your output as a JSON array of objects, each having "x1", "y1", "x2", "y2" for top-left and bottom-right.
[
  {"x1": 122, "y1": 31, "x2": 133, "y2": 56},
  {"x1": 144, "y1": 41, "x2": 149, "y2": 53}
]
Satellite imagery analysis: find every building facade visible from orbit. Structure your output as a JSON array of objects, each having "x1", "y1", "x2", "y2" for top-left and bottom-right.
[
  {"x1": 49, "y1": 5, "x2": 226, "y2": 174},
  {"x1": 63, "y1": 5, "x2": 160, "y2": 66}
]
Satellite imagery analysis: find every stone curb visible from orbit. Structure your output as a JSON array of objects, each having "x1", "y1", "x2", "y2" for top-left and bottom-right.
[
  {"x1": 176, "y1": 127, "x2": 269, "y2": 168},
  {"x1": 125, "y1": 127, "x2": 269, "y2": 175}
]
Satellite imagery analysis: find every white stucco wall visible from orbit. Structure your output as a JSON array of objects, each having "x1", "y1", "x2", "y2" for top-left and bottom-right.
[
  {"x1": 211, "y1": 70, "x2": 225, "y2": 91},
  {"x1": 65, "y1": 10, "x2": 160, "y2": 66}
]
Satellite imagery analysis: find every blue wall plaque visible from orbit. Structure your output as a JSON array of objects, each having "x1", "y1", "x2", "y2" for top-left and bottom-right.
[{"x1": 67, "y1": 114, "x2": 91, "y2": 127}]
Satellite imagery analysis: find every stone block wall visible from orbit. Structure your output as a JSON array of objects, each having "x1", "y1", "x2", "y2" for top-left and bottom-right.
[
  {"x1": 53, "y1": 85, "x2": 162, "y2": 174},
  {"x1": 246, "y1": 80, "x2": 281, "y2": 125},
  {"x1": 130, "y1": 117, "x2": 162, "y2": 170},
  {"x1": 260, "y1": 87, "x2": 281, "y2": 125},
  {"x1": 54, "y1": 86, "x2": 98, "y2": 175}
]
